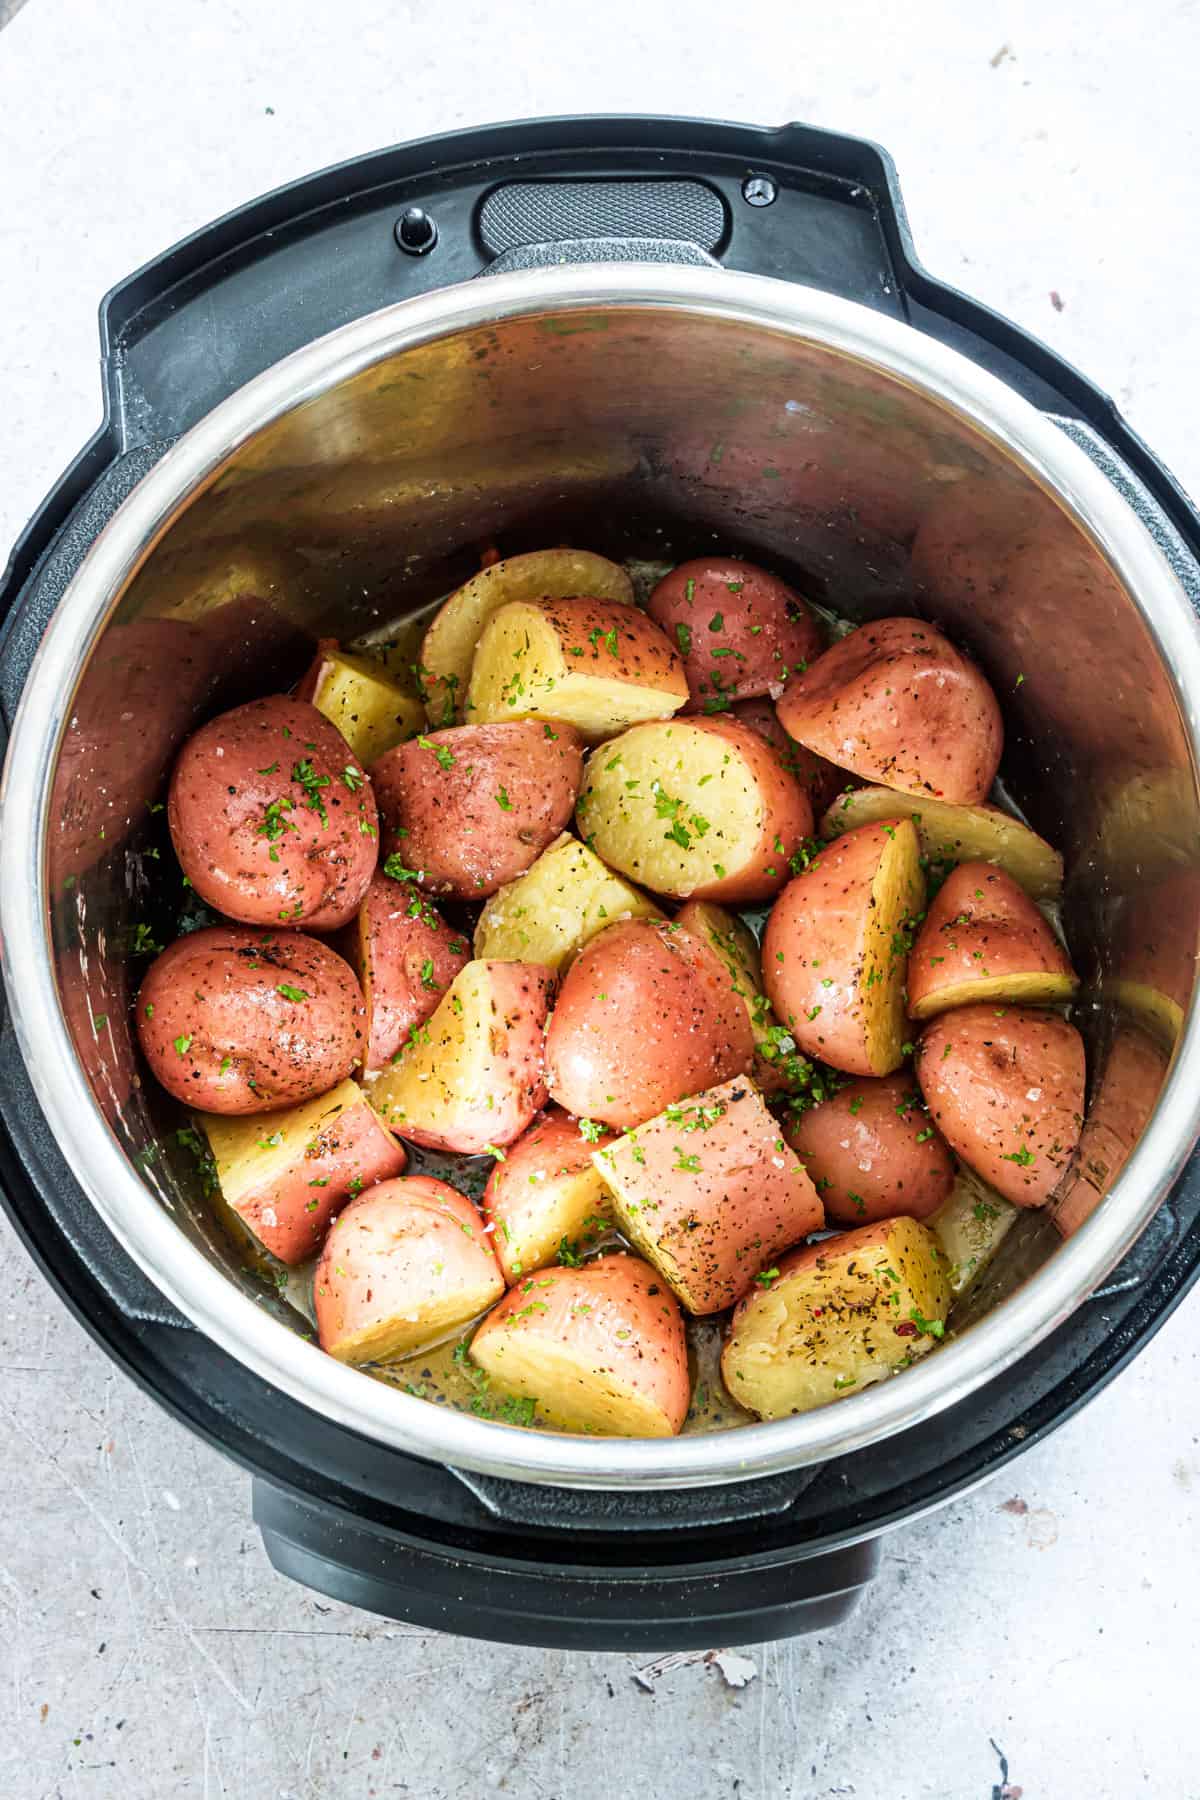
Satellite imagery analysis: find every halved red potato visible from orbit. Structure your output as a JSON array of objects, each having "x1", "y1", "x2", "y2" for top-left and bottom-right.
[
  {"x1": 731, "y1": 697, "x2": 848, "y2": 817},
  {"x1": 762, "y1": 819, "x2": 925, "y2": 1077},
  {"x1": 646, "y1": 558, "x2": 822, "y2": 708},
  {"x1": 369, "y1": 960, "x2": 553, "y2": 1153},
  {"x1": 778, "y1": 617, "x2": 1003, "y2": 805},
  {"x1": 907, "y1": 861, "x2": 1077, "y2": 1020},
  {"x1": 914, "y1": 1004, "x2": 1086, "y2": 1207},
  {"x1": 721, "y1": 1216, "x2": 952, "y2": 1417},
  {"x1": 198, "y1": 1078, "x2": 406, "y2": 1264},
  {"x1": 466, "y1": 597, "x2": 688, "y2": 741},
  {"x1": 315, "y1": 1176, "x2": 504, "y2": 1363},
  {"x1": 785, "y1": 1072, "x2": 954, "y2": 1226},
  {"x1": 544, "y1": 918, "x2": 754, "y2": 1129},
  {"x1": 820, "y1": 786, "x2": 1063, "y2": 903},
  {"x1": 418, "y1": 548, "x2": 635, "y2": 725},
  {"x1": 596, "y1": 1077, "x2": 824, "y2": 1314},
  {"x1": 137, "y1": 927, "x2": 366, "y2": 1114},
  {"x1": 473, "y1": 832, "x2": 662, "y2": 971},
  {"x1": 168, "y1": 695, "x2": 379, "y2": 930},
  {"x1": 577, "y1": 715, "x2": 812, "y2": 905},
  {"x1": 1053, "y1": 1024, "x2": 1168, "y2": 1238},
  {"x1": 483, "y1": 1106, "x2": 616, "y2": 1282},
  {"x1": 468, "y1": 1252, "x2": 689, "y2": 1436},
  {"x1": 370, "y1": 720, "x2": 583, "y2": 900},
  {"x1": 296, "y1": 638, "x2": 425, "y2": 763},
  {"x1": 346, "y1": 876, "x2": 471, "y2": 1072}
]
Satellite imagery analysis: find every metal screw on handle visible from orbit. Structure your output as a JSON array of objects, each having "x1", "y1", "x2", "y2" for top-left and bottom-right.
[
  {"x1": 395, "y1": 207, "x2": 439, "y2": 255},
  {"x1": 741, "y1": 174, "x2": 778, "y2": 207}
]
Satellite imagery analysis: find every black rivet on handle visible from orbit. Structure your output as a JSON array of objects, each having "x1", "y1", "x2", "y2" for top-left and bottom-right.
[
  {"x1": 741, "y1": 174, "x2": 778, "y2": 208},
  {"x1": 395, "y1": 207, "x2": 438, "y2": 255}
]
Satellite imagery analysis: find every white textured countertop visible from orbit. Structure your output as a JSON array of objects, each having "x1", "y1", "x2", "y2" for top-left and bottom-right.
[{"x1": 3, "y1": 3, "x2": 1199, "y2": 1796}]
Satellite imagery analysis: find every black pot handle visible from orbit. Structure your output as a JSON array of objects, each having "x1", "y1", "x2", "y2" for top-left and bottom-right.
[{"x1": 253, "y1": 1478, "x2": 879, "y2": 1649}]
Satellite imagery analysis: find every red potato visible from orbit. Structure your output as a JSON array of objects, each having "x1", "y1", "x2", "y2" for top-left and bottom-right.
[
  {"x1": 915, "y1": 1004, "x2": 1085, "y2": 1208},
  {"x1": 777, "y1": 616, "x2": 1003, "y2": 805},
  {"x1": 646, "y1": 558, "x2": 823, "y2": 708},
  {"x1": 168, "y1": 695, "x2": 378, "y2": 930},
  {"x1": 763, "y1": 819, "x2": 925, "y2": 1077},
  {"x1": 315, "y1": 1176, "x2": 504, "y2": 1363},
  {"x1": 137, "y1": 927, "x2": 366, "y2": 1114},
  {"x1": 295, "y1": 638, "x2": 425, "y2": 764},
  {"x1": 483, "y1": 1107, "x2": 616, "y2": 1283},
  {"x1": 347, "y1": 876, "x2": 471, "y2": 1072},
  {"x1": 544, "y1": 918, "x2": 755, "y2": 1128},
  {"x1": 785, "y1": 1073, "x2": 955, "y2": 1226},
  {"x1": 368, "y1": 960, "x2": 554, "y2": 1154},
  {"x1": 370, "y1": 720, "x2": 583, "y2": 900},
  {"x1": 468, "y1": 1252, "x2": 690, "y2": 1436},
  {"x1": 730, "y1": 697, "x2": 849, "y2": 817},
  {"x1": 596, "y1": 1078, "x2": 824, "y2": 1313},
  {"x1": 907, "y1": 862, "x2": 1077, "y2": 1020},
  {"x1": 198, "y1": 1079, "x2": 406, "y2": 1264},
  {"x1": 577, "y1": 715, "x2": 812, "y2": 906},
  {"x1": 1053, "y1": 1025, "x2": 1167, "y2": 1238}
]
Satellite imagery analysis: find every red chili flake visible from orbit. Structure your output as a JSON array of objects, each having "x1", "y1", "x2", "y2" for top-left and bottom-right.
[{"x1": 893, "y1": 1321, "x2": 918, "y2": 1337}]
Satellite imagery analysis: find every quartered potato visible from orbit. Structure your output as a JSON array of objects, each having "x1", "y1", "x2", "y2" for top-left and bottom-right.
[
  {"x1": 466, "y1": 597, "x2": 687, "y2": 741},
  {"x1": 820, "y1": 786, "x2": 1063, "y2": 903},
  {"x1": 577, "y1": 715, "x2": 812, "y2": 904},
  {"x1": 473, "y1": 832, "x2": 663, "y2": 971},
  {"x1": 763, "y1": 819, "x2": 924, "y2": 1077},
  {"x1": 296, "y1": 638, "x2": 425, "y2": 763},
  {"x1": 928, "y1": 1167, "x2": 1019, "y2": 1296},
  {"x1": 646, "y1": 557, "x2": 822, "y2": 708},
  {"x1": 347, "y1": 876, "x2": 471, "y2": 1073},
  {"x1": 468, "y1": 1252, "x2": 690, "y2": 1437},
  {"x1": 779, "y1": 616, "x2": 1003, "y2": 805},
  {"x1": 915, "y1": 1004, "x2": 1086, "y2": 1208},
  {"x1": 786, "y1": 1072, "x2": 955, "y2": 1226},
  {"x1": 721, "y1": 1216, "x2": 952, "y2": 1417},
  {"x1": 483, "y1": 1105, "x2": 616, "y2": 1283},
  {"x1": 369, "y1": 960, "x2": 554, "y2": 1154},
  {"x1": 419, "y1": 548, "x2": 635, "y2": 724},
  {"x1": 674, "y1": 898, "x2": 799, "y2": 1097},
  {"x1": 315, "y1": 1176, "x2": 505, "y2": 1364},
  {"x1": 907, "y1": 862, "x2": 1077, "y2": 1020},
  {"x1": 197, "y1": 1078, "x2": 405, "y2": 1264},
  {"x1": 596, "y1": 1077, "x2": 824, "y2": 1314}
]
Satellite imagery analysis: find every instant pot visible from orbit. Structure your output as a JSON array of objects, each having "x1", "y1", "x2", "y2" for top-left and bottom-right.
[{"x1": 3, "y1": 116, "x2": 1200, "y2": 1648}]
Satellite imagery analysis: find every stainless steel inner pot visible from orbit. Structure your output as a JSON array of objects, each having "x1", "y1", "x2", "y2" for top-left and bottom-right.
[{"x1": 4, "y1": 264, "x2": 1200, "y2": 1488}]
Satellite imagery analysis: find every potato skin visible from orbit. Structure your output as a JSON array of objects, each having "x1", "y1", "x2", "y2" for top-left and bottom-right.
[
  {"x1": 483, "y1": 1106, "x2": 615, "y2": 1282},
  {"x1": 137, "y1": 926, "x2": 366, "y2": 1113},
  {"x1": 468, "y1": 1252, "x2": 690, "y2": 1437},
  {"x1": 544, "y1": 918, "x2": 755, "y2": 1128},
  {"x1": 168, "y1": 695, "x2": 379, "y2": 930},
  {"x1": 314, "y1": 1176, "x2": 504, "y2": 1363},
  {"x1": 370, "y1": 720, "x2": 583, "y2": 900},
  {"x1": 647, "y1": 558, "x2": 822, "y2": 707},
  {"x1": 915, "y1": 1004, "x2": 1085, "y2": 1207},
  {"x1": 348, "y1": 876, "x2": 471, "y2": 1072},
  {"x1": 762, "y1": 819, "x2": 923, "y2": 1077},
  {"x1": 730, "y1": 697, "x2": 849, "y2": 817},
  {"x1": 777, "y1": 616, "x2": 1003, "y2": 805},
  {"x1": 597, "y1": 1077, "x2": 825, "y2": 1313},
  {"x1": 786, "y1": 1073, "x2": 955, "y2": 1226},
  {"x1": 906, "y1": 861, "x2": 1077, "y2": 1019}
]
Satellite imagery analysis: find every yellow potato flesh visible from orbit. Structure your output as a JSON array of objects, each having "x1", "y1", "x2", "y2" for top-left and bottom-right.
[
  {"x1": 330, "y1": 1282, "x2": 504, "y2": 1366},
  {"x1": 309, "y1": 650, "x2": 425, "y2": 763},
  {"x1": 578, "y1": 722, "x2": 764, "y2": 895},
  {"x1": 367, "y1": 964, "x2": 498, "y2": 1138},
  {"x1": 200, "y1": 1079, "x2": 368, "y2": 1206},
  {"x1": 473, "y1": 832, "x2": 662, "y2": 971},
  {"x1": 928, "y1": 1168, "x2": 1018, "y2": 1297},
  {"x1": 421, "y1": 549, "x2": 634, "y2": 722},
  {"x1": 821, "y1": 787, "x2": 1063, "y2": 903},
  {"x1": 470, "y1": 1332, "x2": 674, "y2": 1437},
  {"x1": 908, "y1": 968, "x2": 1079, "y2": 1022},
  {"x1": 467, "y1": 601, "x2": 683, "y2": 741},
  {"x1": 861, "y1": 821, "x2": 925, "y2": 1075},
  {"x1": 722, "y1": 1217, "x2": 951, "y2": 1418},
  {"x1": 495, "y1": 1166, "x2": 612, "y2": 1281}
]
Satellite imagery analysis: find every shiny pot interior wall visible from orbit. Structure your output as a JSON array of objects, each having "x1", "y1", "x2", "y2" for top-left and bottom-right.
[{"x1": 48, "y1": 302, "x2": 1199, "y2": 1335}]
